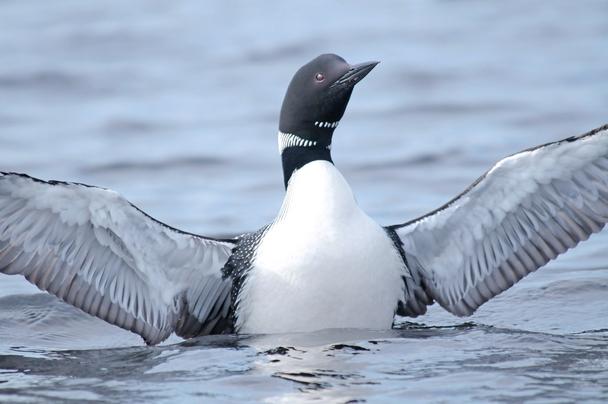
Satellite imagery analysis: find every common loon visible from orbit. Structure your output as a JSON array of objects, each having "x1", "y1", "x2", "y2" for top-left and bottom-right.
[{"x1": 1, "y1": 54, "x2": 607, "y2": 345}]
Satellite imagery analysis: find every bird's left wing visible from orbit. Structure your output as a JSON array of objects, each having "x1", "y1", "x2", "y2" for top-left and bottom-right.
[
  {"x1": 389, "y1": 124, "x2": 608, "y2": 317},
  {"x1": 0, "y1": 172, "x2": 236, "y2": 344}
]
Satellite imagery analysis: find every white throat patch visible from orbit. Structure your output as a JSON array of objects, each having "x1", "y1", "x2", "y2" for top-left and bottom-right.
[{"x1": 314, "y1": 120, "x2": 340, "y2": 129}]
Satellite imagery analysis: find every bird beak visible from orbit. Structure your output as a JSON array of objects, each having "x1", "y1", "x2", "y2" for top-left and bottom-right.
[{"x1": 330, "y1": 61, "x2": 380, "y2": 88}]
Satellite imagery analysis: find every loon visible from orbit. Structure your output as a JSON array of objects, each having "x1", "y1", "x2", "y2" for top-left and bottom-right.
[{"x1": 1, "y1": 54, "x2": 608, "y2": 345}]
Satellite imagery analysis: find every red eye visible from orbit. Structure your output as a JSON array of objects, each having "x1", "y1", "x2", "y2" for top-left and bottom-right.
[{"x1": 315, "y1": 73, "x2": 325, "y2": 82}]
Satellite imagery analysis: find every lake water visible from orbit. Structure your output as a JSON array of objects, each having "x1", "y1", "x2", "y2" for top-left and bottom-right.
[{"x1": 1, "y1": 0, "x2": 607, "y2": 402}]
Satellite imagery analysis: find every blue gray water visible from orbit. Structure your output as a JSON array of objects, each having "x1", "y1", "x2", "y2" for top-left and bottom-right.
[{"x1": 1, "y1": 0, "x2": 608, "y2": 402}]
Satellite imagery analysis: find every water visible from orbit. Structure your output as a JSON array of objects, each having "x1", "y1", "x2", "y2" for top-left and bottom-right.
[{"x1": 1, "y1": 0, "x2": 608, "y2": 402}]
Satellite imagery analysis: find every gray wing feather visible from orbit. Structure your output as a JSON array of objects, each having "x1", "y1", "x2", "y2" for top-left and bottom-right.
[
  {"x1": 391, "y1": 124, "x2": 608, "y2": 317},
  {"x1": 0, "y1": 173, "x2": 235, "y2": 344}
]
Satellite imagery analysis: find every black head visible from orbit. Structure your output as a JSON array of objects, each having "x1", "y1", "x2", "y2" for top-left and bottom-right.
[
  {"x1": 279, "y1": 54, "x2": 378, "y2": 146},
  {"x1": 278, "y1": 54, "x2": 378, "y2": 188}
]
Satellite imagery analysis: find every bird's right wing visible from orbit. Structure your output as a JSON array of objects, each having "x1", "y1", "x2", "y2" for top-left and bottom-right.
[
  {"x1": 389, "y1": 124, "x2": 608, "y2": 317},
  {"x1": 0, "y1": 172, "x2": 236, "y2": 345}
]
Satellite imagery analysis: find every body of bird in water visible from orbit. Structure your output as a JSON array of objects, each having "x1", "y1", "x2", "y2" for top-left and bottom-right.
[{"x1": 1, "y1": 54, "x2": 607, "y2": 345}]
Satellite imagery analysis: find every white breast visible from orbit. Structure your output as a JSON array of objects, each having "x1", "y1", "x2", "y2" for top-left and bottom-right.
[{"x1": 236, "y1": 160, "x2": 405, "y2": 334}]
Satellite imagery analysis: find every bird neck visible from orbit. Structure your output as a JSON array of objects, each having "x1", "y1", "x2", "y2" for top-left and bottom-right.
[{"x1": 278, "y1": 131, "x2": 333, "y2": 188}]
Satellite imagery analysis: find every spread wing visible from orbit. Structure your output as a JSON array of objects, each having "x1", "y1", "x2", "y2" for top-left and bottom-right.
[
  {"x1": 0, "y1": 172, "x2": 236, "y2": 344},
  {"x1": 389, "y1": 124, "x2": 608, "y2": 317}
]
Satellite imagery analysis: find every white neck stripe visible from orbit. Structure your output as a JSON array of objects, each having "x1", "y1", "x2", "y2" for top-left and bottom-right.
[
  {"x1": 278, "y1": 131, "x2": 331, "y2": 154},
  {"x1": 278, "y1": 131, "x2": 317, "y2": 154}
]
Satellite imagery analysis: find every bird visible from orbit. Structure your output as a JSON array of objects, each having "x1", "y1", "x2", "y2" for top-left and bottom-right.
[{"x1": 1, "y1": 53, "x2": 608, "y2": 346}]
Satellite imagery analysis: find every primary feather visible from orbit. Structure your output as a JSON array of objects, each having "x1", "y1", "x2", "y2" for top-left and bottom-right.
[
  {"x1": 390, "y1": 124, "x2": 608, "y2": 317},
  {"x1": 0, "y1": 173, "x2": 235, "y2": 344}
]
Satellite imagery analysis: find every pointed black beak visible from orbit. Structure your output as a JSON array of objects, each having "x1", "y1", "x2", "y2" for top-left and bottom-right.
[{"x1": 330, "y1": 61, "x2": 380, "y2": 88}]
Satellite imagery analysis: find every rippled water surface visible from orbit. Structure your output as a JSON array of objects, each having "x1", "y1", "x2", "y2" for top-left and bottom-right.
[{"x1": 1, "y1": 1, "x2": 608, "y2": 402}]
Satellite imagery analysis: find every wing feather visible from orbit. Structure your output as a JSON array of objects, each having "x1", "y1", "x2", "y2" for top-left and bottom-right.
[
  {"x1": 0, "y1": 172, "x2": 236, "y2": 344},
  {"x1": 391, "y1": 124, "x2": 608, "y2": 317}
]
